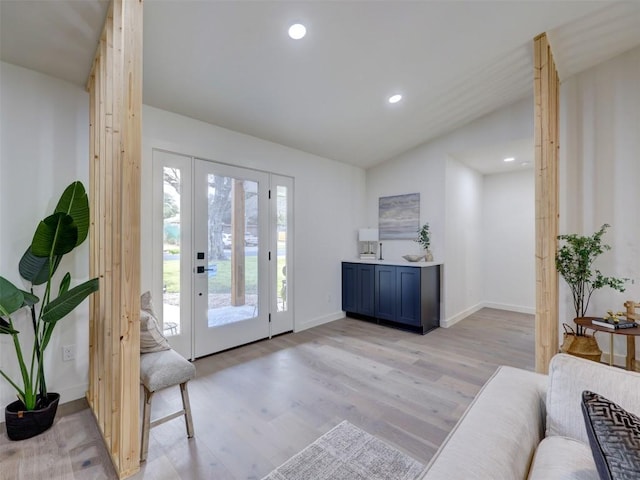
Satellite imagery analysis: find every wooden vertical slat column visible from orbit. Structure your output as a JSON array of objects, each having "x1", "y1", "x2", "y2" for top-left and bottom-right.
[
  {"x1": 86, "y1": 0, "x2": 143, "y2": 477},
  {"x1": 534, "y1": 33, "x2": 560, "y2": 374}
]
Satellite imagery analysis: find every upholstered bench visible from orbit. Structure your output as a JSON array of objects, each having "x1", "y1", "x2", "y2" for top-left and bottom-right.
[{"x1": 140, "y1": 348, "x2": 196, "y2": 462}]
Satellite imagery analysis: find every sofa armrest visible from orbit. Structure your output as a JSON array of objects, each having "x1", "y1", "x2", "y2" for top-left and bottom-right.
[
  {"x1": 546, "y1": 353, "x2": 640, "y2": 445},
  {"x1": 421, "y1": 366, "x2": 547, "y2": 480}
]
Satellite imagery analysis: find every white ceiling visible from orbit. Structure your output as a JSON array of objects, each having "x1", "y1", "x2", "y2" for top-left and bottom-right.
[{"x1": 2, "y1": 1, "x2": 639, "y2": 174}]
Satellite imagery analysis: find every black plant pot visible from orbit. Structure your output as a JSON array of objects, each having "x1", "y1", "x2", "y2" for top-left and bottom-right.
[{"x1": 4, "y1": 393, "x2": 60, "y2": 441}]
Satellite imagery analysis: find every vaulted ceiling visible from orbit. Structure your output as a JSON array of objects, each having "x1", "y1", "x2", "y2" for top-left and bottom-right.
[{"x1": 2, "y1": 1, "x2": 639, "y2": 172}]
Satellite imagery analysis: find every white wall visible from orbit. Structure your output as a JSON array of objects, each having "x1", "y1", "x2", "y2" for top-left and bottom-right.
[
  {"x1": 9, "y1": 42, "x2": 634, "y2": 405},
  {"x1": 364, "y1": 148, "x2": 446, "y2": 262},
  {"x1": 0, "y1": 62, "x2": 90, "y2": 408},
  {"x1": 366, "y1": 97, "x2": 534, "y2": 324},
  {"x1": 445, "y1": 157, "x2": 484, "y2": 324},
  {"x1": 560, "y1": 46, "x2": 640, "y2": 360},
  {"x1": 141, "y1": 106, "x2": 367, "y2": 332},
  {"x1": 0, "y1": 61, "x2": 365, "y2": 407},
  {"x1": 482, "y1": 169, "x2": 535, "y2": 313}
]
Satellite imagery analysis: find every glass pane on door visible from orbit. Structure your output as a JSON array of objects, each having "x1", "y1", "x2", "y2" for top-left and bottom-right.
[
  {"x1": 206, "y1": 174, "x2": 259, "y2": 327},
  {"x1": 270, "y1": 174, "x2": 293, "y2": 336},
  {"x1": 276, "y1": 185, "x2": 288, "y2": 312},
  {"x1": 163, "y1": 166, "x2": 182, "y2": 337}
]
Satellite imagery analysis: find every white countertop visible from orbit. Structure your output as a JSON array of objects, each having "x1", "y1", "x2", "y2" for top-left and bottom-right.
[{"x1": 343, "y1": 258, "x2": 443, "y2": 267}]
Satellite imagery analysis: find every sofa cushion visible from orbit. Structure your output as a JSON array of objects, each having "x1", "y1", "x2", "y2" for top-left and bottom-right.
[
  {"x1": 421, "y1": 365, "x2": 547, "y2": 480},
  {"x1": 581, "y1": 391, "x2": 640, "y2": 480},
  {"x1": 546, "y1": 354, "x2": 640, "y2": 445},
  {"x1": 527, "y1": 435, "x2": 598, "y2": 480}
]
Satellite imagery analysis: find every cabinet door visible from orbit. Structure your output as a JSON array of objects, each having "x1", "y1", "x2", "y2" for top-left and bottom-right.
[
  {"x1": 357, "y1": 264, "x2": 375, "y2": 316},
  {"x1": 375, "y1": 265, "x2": 396, "y2": 321},
  {"x1": 342, "y1": 263, "x2": 358, "y2": 313},
  {"x1": 396, "y1": 267, "x2": 421, "y2": 326}
]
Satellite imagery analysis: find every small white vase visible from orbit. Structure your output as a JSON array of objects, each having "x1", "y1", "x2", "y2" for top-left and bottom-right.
[{"x1": 424, "y1": 250, "x2": 433, "y2": 262}]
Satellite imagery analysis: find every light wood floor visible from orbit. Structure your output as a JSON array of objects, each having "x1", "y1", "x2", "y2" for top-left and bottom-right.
[{"x1": 0, "y1": 308, "x2": 534, "y2": 479}]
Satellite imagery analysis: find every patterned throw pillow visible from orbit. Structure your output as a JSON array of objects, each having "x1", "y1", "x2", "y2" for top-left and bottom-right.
[
  {"x1": 581, "y1": 390, "x2": 640, "y2": 480},
  {"x1": 140, "y1": 291, "x2": 171, "y2": 353}
]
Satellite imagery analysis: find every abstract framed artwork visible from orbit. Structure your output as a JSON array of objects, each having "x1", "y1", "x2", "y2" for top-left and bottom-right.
[{"x1": 379, "y1": 193, "x2": 420, "y2": 240}]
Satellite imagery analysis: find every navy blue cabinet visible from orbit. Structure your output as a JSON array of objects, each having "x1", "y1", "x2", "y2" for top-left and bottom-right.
[
  {"x1": 341, "y1": 262, "x2": 375, "y2": 317},
  {"x1": 342, "y1": 262, "x2": 440, "y2": 334}
]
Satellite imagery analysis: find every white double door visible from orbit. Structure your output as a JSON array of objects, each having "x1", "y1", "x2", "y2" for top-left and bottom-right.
[{"x1": 154, "y1": 151, "x2": 293, "y2": 359}]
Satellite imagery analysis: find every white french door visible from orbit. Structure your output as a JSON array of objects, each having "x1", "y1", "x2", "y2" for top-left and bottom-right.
[
  {"x1": 153, "y1": 149, "x2": 293, "y2": 359},
  {"x1": 193, "y1": 160, "x2": 270, "y2": 356}
]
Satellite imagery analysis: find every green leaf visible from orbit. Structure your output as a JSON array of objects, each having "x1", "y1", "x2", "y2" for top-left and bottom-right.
[
  {"x1": 31, "y1": 212, "x2": 78, "y2": 257},
  {"x1": 19, "y1": 290, "x2": 39, "y2": 307},
  {"x1": 19, "y1": 248, "x2": 61, "y2": 285},
  {"x1": 0, "y1": 318, "x2": 19, "y2": 335},
  {"x1": 55, "y1": 181, "x2": 89, "y2": 246},
  {"x1": 41, "y1": 278, "x2": 99, "y2": 324},
  {"x1": 40, "y1": 321, "x2": 57, "y2": 354},
  {"x1": 58, "y1": 273, "x2": 71, "y2": 296},
  {"x1": 21, "y1": 390, "x2": 36, "y2": 411},
  {"x1": 0, "y1": 276, "x2": 24, "y2": 316}
]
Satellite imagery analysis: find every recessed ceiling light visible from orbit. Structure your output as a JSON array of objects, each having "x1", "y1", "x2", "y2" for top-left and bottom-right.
[
  {"x1": 521, "y1": 161, "x2": 530, "y2": 167},
  {"x1": 388, "y1": 94, "x2": 402, "y2": 104},
  {"x1": 503, "y1": 157, "x2": 515, "y2": 162},
  {"x1": 288, "y1": 23, "x2": 306, "y2": 40}
]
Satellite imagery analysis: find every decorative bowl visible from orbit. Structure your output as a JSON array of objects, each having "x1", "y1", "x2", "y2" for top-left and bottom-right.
[{"x1": 402, "y1": 254, "x2": 425, "y2": 262}]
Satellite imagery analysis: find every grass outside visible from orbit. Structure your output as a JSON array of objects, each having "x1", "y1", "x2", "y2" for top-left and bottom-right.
[{"x1": 163, "y1": 257, "x2": 285, "y2": 295}]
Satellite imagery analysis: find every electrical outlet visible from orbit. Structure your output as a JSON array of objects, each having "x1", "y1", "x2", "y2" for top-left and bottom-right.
[{"x1": 62, "y1": 345, "x2": 75, "y2": 362}]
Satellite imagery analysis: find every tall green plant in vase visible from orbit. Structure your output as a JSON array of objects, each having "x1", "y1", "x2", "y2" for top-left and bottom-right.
[
  {"x1": 556, "y1": 223, "x2": 626, "y2": 335},
  {"x1": 0, "y1": 181, "x2": 98, "y2": 439}
]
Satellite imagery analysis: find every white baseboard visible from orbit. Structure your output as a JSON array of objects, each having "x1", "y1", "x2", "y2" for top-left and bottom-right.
[
  {"x1": 482, "y1": 302, "x2": 535, "y2": 315},
  {"x1": 442, "y1": 302, "x2": 534, "y2": 328},
  {"x1": 596, "y1": 351, "x2": 625, "y2": 367},
  {"x1": 295, "y1": 311, "x2": 344, "y2": 332},
  {"x1": 57, "y1": 383, "x2": 88, "y2": 404},
  {"x1": 441, "y1": 303, "x2": 484, "y2": 328},
  {"x1": 299, "y1": 303, "x2": 534, "y2": 332}
]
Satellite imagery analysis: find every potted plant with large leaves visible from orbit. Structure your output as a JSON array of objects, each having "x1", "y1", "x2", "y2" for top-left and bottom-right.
[
  {"x1": 556, "y1": 223, "x2": 626, "y2": 361},
  {"x1": 0, "y1": 181, "x2": 99, "y2": 440}
]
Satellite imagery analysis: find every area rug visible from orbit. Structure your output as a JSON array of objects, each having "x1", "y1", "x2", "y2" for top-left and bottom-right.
[{"x1": 262, "y1": 420, "x2": 425, "y2": 480}]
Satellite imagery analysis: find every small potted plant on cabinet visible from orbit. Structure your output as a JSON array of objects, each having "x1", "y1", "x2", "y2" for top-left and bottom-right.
[
  {"x1": 556, "y1": 224, "x2": 626, "y2": 361},
  {"x1": 416, "y1": 223, "x2": 433, "y2": 262},
  {"x1": 0, "y1": 181, "x2": 99, "y2": 440}
]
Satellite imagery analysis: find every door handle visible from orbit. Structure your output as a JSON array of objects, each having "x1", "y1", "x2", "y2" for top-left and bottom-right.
[{"x1": 196, "y1": 266, "x2": 216, "y2": 274}]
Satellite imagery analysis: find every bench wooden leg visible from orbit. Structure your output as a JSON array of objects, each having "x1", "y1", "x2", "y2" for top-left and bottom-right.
[
  {"x1": 141, "y1": 386, "x2": 154, "y2": 462},
  {"x1": 180, "y1": 382, "x2": 194, "y2": 438}
]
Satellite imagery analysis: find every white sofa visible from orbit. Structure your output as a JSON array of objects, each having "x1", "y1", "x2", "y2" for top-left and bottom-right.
[{"x1": 421, "y1": 353, "x2": 640, "y2": 479}]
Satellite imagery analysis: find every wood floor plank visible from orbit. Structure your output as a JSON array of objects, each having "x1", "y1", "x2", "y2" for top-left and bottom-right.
[{"x1": 1, "y1": 307, "x2": 534, "y2": 479}]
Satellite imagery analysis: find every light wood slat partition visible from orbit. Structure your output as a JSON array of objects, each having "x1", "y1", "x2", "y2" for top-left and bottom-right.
[
  {"x1": 534, "y1": 33, "x2": 560, "y2": 374},
  {"x1": 86, "y1": 0, "x2": 143, "y2": 477}
]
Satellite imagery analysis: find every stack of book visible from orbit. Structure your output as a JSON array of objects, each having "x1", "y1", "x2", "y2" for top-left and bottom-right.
[{"x1": 592, "y1": 318, "x2": 638, "y2": 329}]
